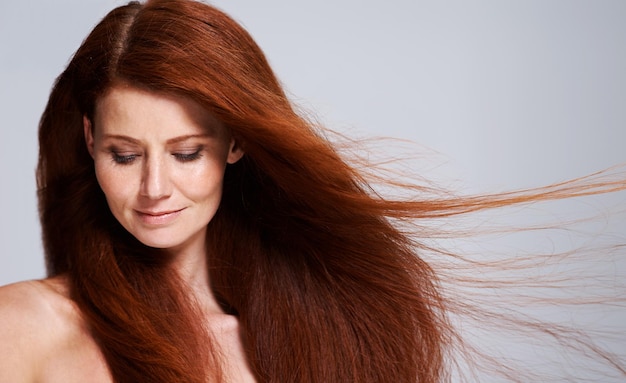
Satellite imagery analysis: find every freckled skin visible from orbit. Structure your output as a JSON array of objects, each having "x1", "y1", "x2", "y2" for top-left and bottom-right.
[
  {"x1": 0, "y1": 86, "x2": 255, "y2": 382},
  {"x1": 86, "y1": 85, "x2": 243, "y2": 255}
]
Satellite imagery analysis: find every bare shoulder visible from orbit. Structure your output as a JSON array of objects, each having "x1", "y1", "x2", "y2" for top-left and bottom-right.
[
  {"x1": 0, "y1": 276, "x2": 75, "y2": 332},
  {"x1": 0, "y1": 276, "x2": 109, "y2": 382},
  {"x1": 0, "y1": 275, "x2": 71, "y2": 313},
  {"x1": 0, "y1": 277, "x2": 72, "y2": 381}
]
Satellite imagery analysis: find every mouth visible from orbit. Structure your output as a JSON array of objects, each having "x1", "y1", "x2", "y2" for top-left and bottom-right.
[
  {"x1": 135, "y1": 208, "x2": 185, "y2": 225},
  {"x1": 138, "y1": 209, "x2": 184, "y2": 216}
]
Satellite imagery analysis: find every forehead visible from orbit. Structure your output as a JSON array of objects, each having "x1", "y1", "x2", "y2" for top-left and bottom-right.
[{"x1": 93, "y1": 85, "x2": 223, "y2": 137}]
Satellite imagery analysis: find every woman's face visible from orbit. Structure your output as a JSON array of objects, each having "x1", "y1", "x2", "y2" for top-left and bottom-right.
[{"x1": 84, "y1": 85, "x2": 243, "y2": 254}]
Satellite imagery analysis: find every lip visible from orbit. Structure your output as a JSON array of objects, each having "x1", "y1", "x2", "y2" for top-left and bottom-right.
[{"x1": 135, "y1": 208, "x2": 184, "y2": 226}]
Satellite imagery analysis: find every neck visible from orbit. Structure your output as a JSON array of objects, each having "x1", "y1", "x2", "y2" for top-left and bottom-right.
[{"x1": 165, "y1": 232, "x2": 224, "y2": 315}]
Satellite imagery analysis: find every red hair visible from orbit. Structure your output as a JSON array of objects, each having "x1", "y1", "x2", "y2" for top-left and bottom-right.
[{"x1": 37, "y1": 0, "x2": 625, "y2": 382}]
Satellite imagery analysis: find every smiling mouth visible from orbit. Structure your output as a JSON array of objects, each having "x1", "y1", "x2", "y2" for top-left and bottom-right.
[
  {"x1": 135, "y1": 208, "x2": 184, "y2": 225},
  {"x1": 139, "y1": 209, "x2": 183, "y2": 216}
]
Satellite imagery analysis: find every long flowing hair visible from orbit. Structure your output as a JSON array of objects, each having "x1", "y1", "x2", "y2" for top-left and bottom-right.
[{"x1": 37, "y1": 0, "x2": 626, "y2": 382}]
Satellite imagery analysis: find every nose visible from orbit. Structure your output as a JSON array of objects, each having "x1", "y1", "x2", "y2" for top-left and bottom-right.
[{"x1": 140, "y1": 155, "x2": 172, "y2": 200}]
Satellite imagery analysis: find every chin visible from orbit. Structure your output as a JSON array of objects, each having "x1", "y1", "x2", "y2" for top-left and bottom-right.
[
  {"x1": 129, "y1": 228, "x2": 206, "y2": 253},
  {"x1": 127, "y1": 230, "x2": 182, "y2": 249},
  {"x1": 137, "y1": 238, "x2": 180, "y2": 250}
]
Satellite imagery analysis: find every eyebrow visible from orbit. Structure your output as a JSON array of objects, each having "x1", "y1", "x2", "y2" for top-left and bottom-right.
[{"x1": 102, "y1": 134, "x2": 212, "y2": 144}]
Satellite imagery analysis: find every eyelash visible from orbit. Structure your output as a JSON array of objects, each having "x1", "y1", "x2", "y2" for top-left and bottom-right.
[
  {"x1": 112, "y1": 153, "x2": 138, "y2": 164},
  {"x1": 174, "y1": 150, "x2": 203, "y2": 162},
  {"x1": 109, "y1": 148, "x2": 203, "y2": 165}
]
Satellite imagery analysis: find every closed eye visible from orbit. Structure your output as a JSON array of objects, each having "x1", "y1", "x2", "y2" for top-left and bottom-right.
[
  {"x1": 112, "y1": 152, "x2": 139, "y2": 164},
  {"x1": 173, "y1": 148, "x2": 203, "y2": 162}
]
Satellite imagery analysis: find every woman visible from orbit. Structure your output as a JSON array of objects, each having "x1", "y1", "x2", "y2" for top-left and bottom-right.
[
  {"x1": 0, "y1": 0, "x2": 623, "y2": 382},
  {"x1": 1, "y1": 1, "x2": 446, "y2": 381}
]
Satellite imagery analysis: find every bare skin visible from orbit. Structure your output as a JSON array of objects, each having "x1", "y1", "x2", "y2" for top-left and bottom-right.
[
  {"x1": 0, "y1": 277, "x2": 112, "y2": 382},
  {"x1": 0, "y1": 276, "x2": 256, "y2": 382},
  {"x1": 0, "y1": 86, "x2": 256, "y2": 382}
]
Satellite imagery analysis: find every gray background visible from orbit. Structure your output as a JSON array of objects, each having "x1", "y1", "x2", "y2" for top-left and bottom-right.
[{"x1": 1, "y1": 2, "x2": 625, "y2": 378}]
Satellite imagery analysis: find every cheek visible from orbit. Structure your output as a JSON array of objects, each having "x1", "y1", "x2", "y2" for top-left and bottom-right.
[
  {"x1": 188, "y1": 166, "x2": 225, "y2": 198},
  {"x1": 179, "y1": 160, "x2": 227, "y2": 202},
  {"x1": 94, "y1": 162, "x2": 134, "y2": 208}
]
